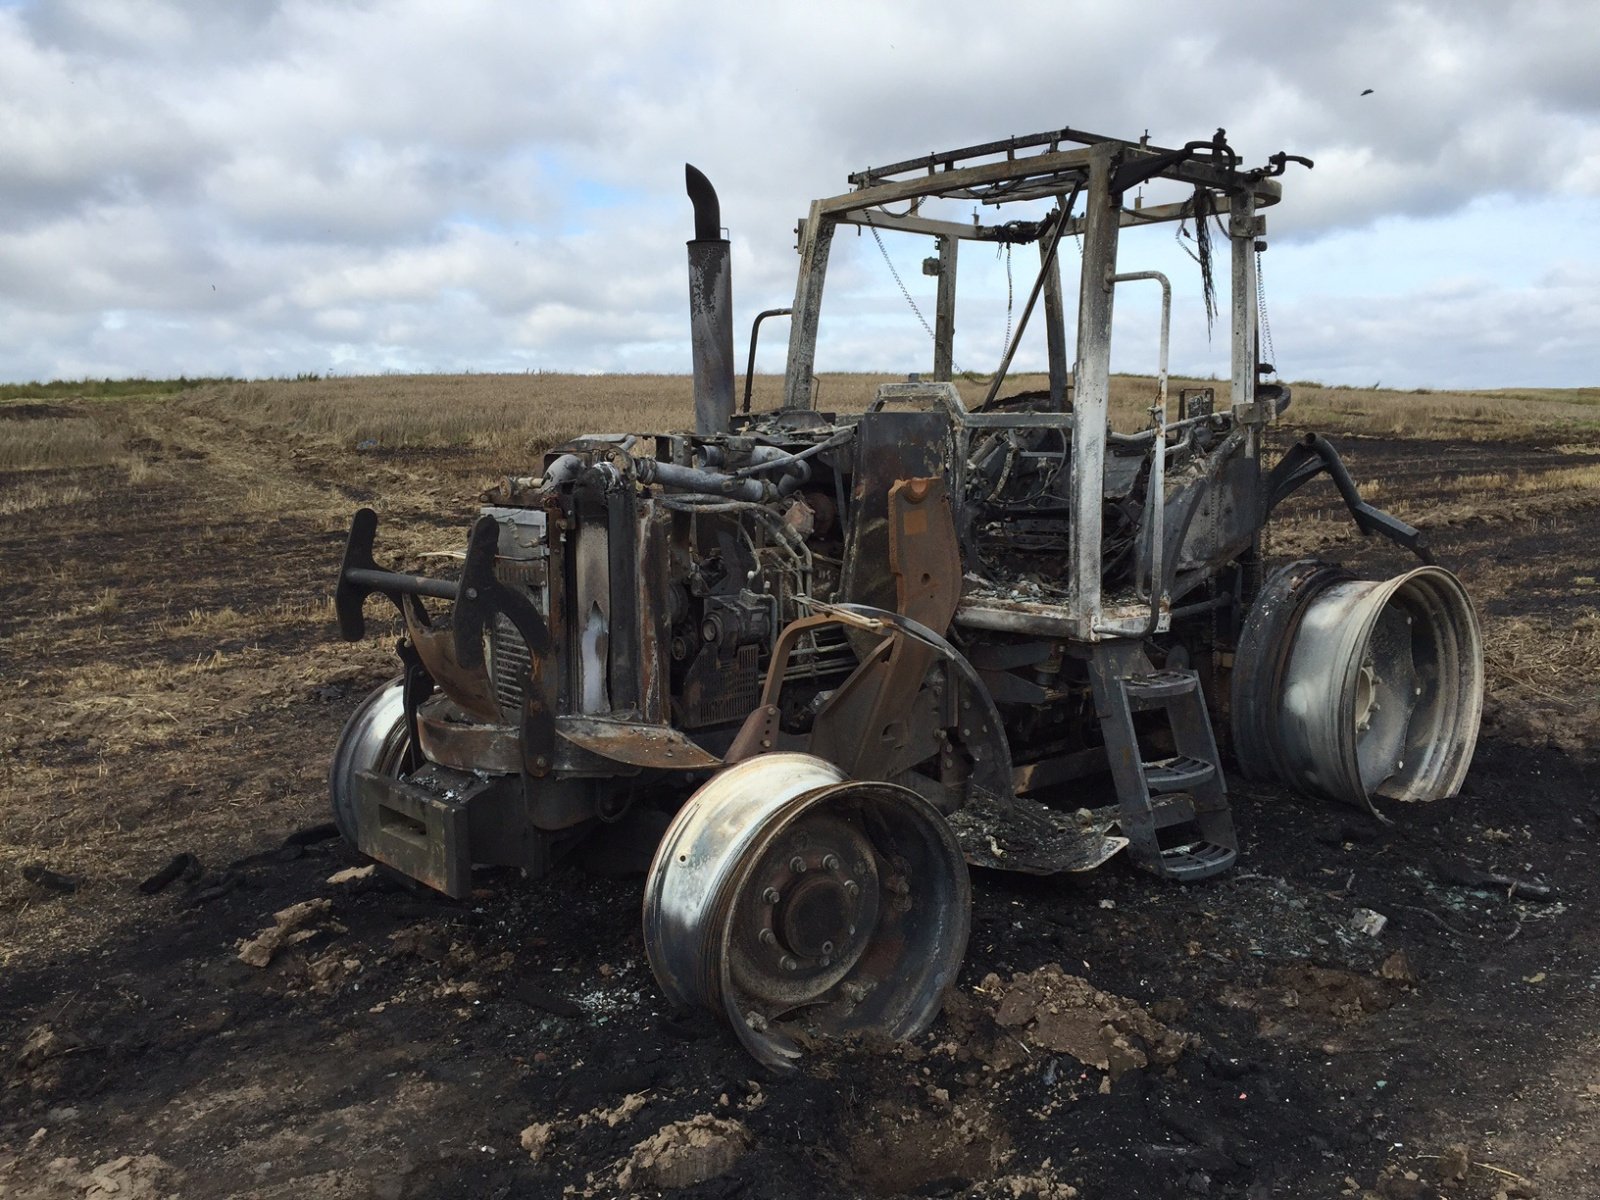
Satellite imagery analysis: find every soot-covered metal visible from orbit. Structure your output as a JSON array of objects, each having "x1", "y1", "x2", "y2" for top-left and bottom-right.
[{"x1": 329, "y1": 126, "x2": 1485, "y2": 1068}]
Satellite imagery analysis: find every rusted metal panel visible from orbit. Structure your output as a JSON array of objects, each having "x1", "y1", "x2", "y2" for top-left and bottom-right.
[
  {"x1": 887, "y1": 477, "x2": 960, "y2": 633},
  {"x1": 839, "y1": 409, "x2": 954, "y2": 613},
  {"x1": 415, "y1": 697, "x2": 522, "y2": 774},
  {"x1": 402, "y1": 604, "x2": 500, "y2": 722},
  {"x1": 556, "y1": 716, "x2": 721, "y2": 771}
]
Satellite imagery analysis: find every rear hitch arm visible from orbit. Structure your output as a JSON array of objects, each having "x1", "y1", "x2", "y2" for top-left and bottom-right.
[{"x1": 1261, "y1": 433, "x2": 1435, "y2": 564}]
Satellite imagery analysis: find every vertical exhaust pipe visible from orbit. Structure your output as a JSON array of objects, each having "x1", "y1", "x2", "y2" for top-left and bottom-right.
[{"x1": 686, "y1": 164, "x2": 734, "y2": 436}]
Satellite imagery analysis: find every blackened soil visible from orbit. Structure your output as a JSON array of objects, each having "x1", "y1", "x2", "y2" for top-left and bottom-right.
[{"x1": 3, "y1": 737, "x2": 1597, "y2": 1199}]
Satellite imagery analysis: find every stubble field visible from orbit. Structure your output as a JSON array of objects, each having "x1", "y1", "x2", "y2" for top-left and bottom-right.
[{"x1": 1, "y1": 373, "x2": 1598, "y2": 1200}]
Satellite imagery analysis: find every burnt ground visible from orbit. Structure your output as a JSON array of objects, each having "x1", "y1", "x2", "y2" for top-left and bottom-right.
[{"x1": 1, "y1": 400, "x2": 1598, "y2": 1200}]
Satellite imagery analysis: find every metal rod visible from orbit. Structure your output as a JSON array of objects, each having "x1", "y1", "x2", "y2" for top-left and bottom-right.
[
  {"x1": 343, "y1": 567, "x2": 459, "y2": 601},
  {"x1": 981, "y1": 182, "x2": 1082, "y2": 409},
  {"x1": 1229, "y1": 191, "x2": 1257, "y2": 422},
  {"x1": 1110, "y1": 270, "x2": 1173, "y2": 635},
  {"x1": 1041, "y1": 238, "x2": 1069, "y2": 411},
  {"x1": 742, "y1": 307, "x2": 792, "y2": 413},
  {"x1": 1070, "y1": 149, "x2": 1118, "y2": 637},
  {"x1": 933, "y1": 235, "x2": 958, "y2": 382}
]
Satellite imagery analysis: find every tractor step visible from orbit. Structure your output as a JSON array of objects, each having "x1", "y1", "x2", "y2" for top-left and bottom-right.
[
  {"x1": 1086, "y1": 642, "x2": 1238, "y2": 882},
  {"x1": 1158, "y1": 841, "x2": 1238, "y2": 880},
  {"x1": 1122, "y1": 669, "x2": 1201, "y2": 708},
  {"x1": 1143, "y1": 755, "x2": 1217, "y2": 793}
]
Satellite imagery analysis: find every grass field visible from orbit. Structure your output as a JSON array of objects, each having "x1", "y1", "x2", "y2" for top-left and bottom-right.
[{"x1": 13, "y1": 372, "x2": 1600, "y2": 472}]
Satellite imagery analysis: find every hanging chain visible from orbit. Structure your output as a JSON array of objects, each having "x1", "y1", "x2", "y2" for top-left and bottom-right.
[
  {"x1": 1255, "y1": 249, "x2": 1277, "y2": 373},
  {"x1": 863, "y1": 211, "x2": 936, "y2": 343},
  {"x1": 861, "y1": 207, "x2": 1044, "y2": 387},
  {"x1": 864, "y1": 207, "x2": 997, "y2": 380},
  {"x1": 1001, "y1": 242, "x2": 1015, "y2": 353}
]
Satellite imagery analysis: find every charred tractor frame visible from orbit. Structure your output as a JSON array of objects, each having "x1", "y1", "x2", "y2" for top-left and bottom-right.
[{"x1": 332, "y1": 126, "x2": 1484, "y2": 1068}]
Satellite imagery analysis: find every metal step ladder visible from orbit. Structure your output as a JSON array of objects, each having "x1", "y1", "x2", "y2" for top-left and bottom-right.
[{"x1": 1086, "y1": 641, "x2": 1237, "y2": 881}]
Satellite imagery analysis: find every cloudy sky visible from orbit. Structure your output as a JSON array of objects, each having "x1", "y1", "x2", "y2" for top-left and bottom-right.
[{"x1": 1, "y1": 0, "x2": 1595, "y2": 389}]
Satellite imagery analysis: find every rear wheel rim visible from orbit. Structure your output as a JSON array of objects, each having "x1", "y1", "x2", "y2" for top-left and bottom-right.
[{"x1": 328, "y1": 677, "x2": 411, "y2": 843}]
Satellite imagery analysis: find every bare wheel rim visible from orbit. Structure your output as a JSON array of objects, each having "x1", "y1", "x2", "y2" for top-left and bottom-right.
[
  {"x1": 328, "y1": 677, "x2": 411, "y2": 844},
  {"x1": 644, "y1": 754, "x2": 970, "y2": 1070}
]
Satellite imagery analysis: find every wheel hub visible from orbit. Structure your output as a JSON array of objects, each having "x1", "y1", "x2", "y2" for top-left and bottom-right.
[{"x1": 730, "y1": 813, "x2": 880, "y2": 1004}]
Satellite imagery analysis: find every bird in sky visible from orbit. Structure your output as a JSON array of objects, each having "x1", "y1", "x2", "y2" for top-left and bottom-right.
[{"x1": 1361, "y1": 88, "x2": 1375, "y2": 96}]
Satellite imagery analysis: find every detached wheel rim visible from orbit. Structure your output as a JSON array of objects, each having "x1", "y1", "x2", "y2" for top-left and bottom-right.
[
  {"x1": 328, "y1": 677, "x2": 411, "y2": 844},
  {"x1": 1234, "y1": 562, "x2": 1484, "y2": 812},
  {"x1": 644, "y1": 753, "x2": 970, "y2": 1070}
]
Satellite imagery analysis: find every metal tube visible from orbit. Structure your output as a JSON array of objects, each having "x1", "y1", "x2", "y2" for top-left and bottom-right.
[
  {"x1": 1110, "y1": 270, "x2": 1172, "y2": 635},
  {"x1": 636, "y1": 457, "x2": 770, "y2": 502},
  {"x1": 728, "y1": 429, "x2": 852, "y2": 479},
  {"x1": 933, "y1": 235, "x2": 958, "y2": 382},
  {"x1": 982, "y1": 185, "x2": 1081, "y2": 409},
  {"x1": 1229, "y1": 191, "x2": 1257, "y2": 422},
  {"x1": 342, "y1": 567, "x2": 459, "y2": 602},
  {"x1": 539, "y1": 453, "x2": 583, "y2": 489},
  {"x1": 742, "y1": 308, "x2": 793, "y2": 414},
  {"x1": 1068, "y1": 148, "x2": 1118, "y2": 638},
  {"x1": 686, "y1": 164, "x2": 735, "y2": 435},
  {"x1": 1111, "y1": 271, "x2": 1171, "y2": 418}
]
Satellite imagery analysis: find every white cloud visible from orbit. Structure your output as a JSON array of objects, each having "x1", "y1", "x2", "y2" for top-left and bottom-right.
[{"x1": 0, "y1": 0, "x2": 1594, "y2": 386}]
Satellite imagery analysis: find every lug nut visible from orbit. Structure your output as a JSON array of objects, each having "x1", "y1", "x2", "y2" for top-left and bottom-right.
[
  {"x1": 822, "y1": 854, "x2": 841, "y2": 872},
  {"x1": 844, "y1": 880, "x2": 860, "y2": 898},
  {"x1": 762, "y1": 887, "x2": 781, "y2": 905},
  {"x1": 779, "y1": 955, "x2": 798, "y2": 972},
  {"x1": 790, "y1": 856, "x2": 807, "y2": 873},
  {"x1": 759, "y1": 929, "x2": 776, "y2": 946}
]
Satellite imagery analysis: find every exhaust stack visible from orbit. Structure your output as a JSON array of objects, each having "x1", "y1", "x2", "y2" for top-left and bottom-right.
[{"x1": 685, "y1": 164, "x2": 734, "y2": 436}]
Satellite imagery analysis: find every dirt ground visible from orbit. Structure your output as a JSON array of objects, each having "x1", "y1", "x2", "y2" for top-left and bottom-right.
[{"x1": 2, "y1": 388, "x2": 1598, "y2": 1199}]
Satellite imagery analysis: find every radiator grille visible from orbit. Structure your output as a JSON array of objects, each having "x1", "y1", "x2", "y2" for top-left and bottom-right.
[
  {"x1": 489, "y1": 612, "x2": 530, "y2": 716},
  {"x1": 487, "y1": 558, "x2": 546, "y2": 719}
]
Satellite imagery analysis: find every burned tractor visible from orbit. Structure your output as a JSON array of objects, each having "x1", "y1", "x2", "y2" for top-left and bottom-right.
[{"x1": 331, "y1": 127, "x2": 1484, "y2": 1068}]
